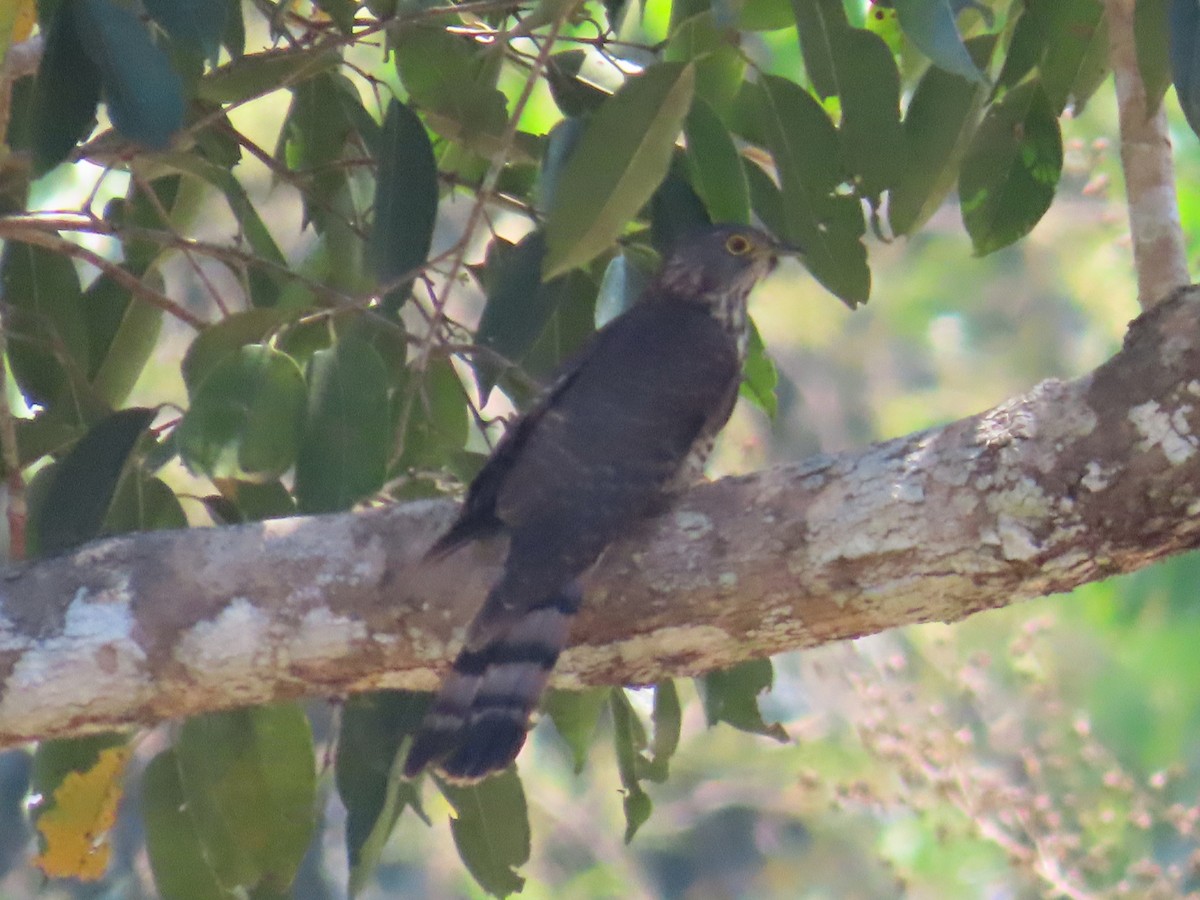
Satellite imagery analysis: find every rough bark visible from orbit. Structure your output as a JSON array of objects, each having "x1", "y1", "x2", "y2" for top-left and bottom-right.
[{"x1": 2, "y1": 289, "x2": 1200, "y2": 749}]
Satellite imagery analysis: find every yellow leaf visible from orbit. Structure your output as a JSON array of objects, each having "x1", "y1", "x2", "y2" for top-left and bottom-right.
[
  {"x1": 33, "y1": 746, "x2": 132, "y2": 881},
  {"x1": 11, "y1": 0, "x2": 35, "y2": 43}
]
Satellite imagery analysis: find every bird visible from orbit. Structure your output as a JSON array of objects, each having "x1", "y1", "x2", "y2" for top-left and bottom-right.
[{"x1": 403, "y1": 223, "x2": 797, "y2": 783}]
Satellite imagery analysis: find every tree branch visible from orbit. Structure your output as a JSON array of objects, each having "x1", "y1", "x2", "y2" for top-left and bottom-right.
[{"x1": 2, "y1": 288, "x2": 1200, "y2": 748}]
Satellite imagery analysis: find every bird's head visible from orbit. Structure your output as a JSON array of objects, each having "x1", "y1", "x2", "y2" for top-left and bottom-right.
[{"x1": 653, "y1": 224, "x2": 800, "y2": 317}]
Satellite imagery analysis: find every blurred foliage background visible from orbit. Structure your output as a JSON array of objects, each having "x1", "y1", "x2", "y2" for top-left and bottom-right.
[{"x1": 3, "y1": 0, "x2": 1200, "y2": 896}]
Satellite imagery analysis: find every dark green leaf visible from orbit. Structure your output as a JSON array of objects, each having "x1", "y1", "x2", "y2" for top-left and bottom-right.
[
  {"x1": 207, "y1": 478, "x2": 296, "y2": 523},
  {"x1": 314, "y1": 0, "x2": 356, "y2": 33},
  {"x1": 740, "y1": 318, "x2": 778, "y2": 419},
  {"x1": 536, "y1": 117, "x2": 588, "y2": 216},
  {"x1": 544, "y1": 62, "x2": 696, "y2": 278},
  {"x1": 995, "y1": 10, "x2": 1045, "y2": 91},
  {"x1": 31, "y1": 3, "x2": 100, "y2": 173},
  {"x1": 544, "y1": 688, "x2": 609, "y2": 773},
  {"x1": 1033, "y1": 0, "x2": 1107, "y2": 113},
  {"x1": 473, "y1": 232, "x2": 572, "y2": 402},
  {"x1": 83, "y1": 272, "x2": 163, "y2": 407},
  {"x1": 889, "y1": 34, "x2": 995, "y2": 236},
  {"x1": 1136, "y1": 0, "x2": 1171, "y2": 113},
  {"x1": 651, "y1": 157, "x2": 711, "y2": 253},
  {"x1": 610, "y1": 689, "x2": 652, "y2": 842},
  {"x1": 143, "y1": 0, "x2": 227, "y2": 63},
  {"x1": 336, "y1": 692, "x2": 430, "y2": 897},
  {"x1": 196, "y1": 46, "x2": 339, "y2": 105},
  {"x1": 699, "y1": 659, "x2": 788, "y2": 741},
  {"x1": 143, "y1": 750, "x2": 231, "y2": 900},
  {"x1": 834, "y1": 28, "x2": 903, "y2": 200},
  {"x1": 280, "y1": 73, "x2": 357, "y2": 232},
  {"x1": 295, "y1": 337, "x2": 391, "y2": 513},
  {"x1": 960, "y1": 79, "x2": 1063, "y2": 255},
  {"x1": 439, "y1": 770, "x2": 530, "y2": 898},
  {"x1": 395, "y1": 357, "x2": 468, "y2": 471},
  {"x1": 684, "y1": 97, "x2": 750, "y2": 224},
  {"x1": 0, "y1": 239, "x2": 89, "y2": 410},
  {"x1": 181, "y1": 309, "x2": 290, "y2": 395},
  {"x1": 546, "y1": 51, "x2": 609, "y2": 116},
  {"x1": 32, "y1": 407, "x2": 154, "y2": 556},
  {"x1": 1171, "y1": 0, "x2": 1200, "y2": 138},
  {"x1": 105, "y1": 471, "x2": 188, "y2": 534},
  {"x1": 744, "y1": 159, "x2": 786, "y2": 237},
  {"x1": 74, "y1": 0, "x2": 185, "y2": 150},
  {"x1": 750, "y1": 76, "x2": 869, "y2": 305},
  {"x1": 175, "y1": 705, "x2": 316, "y2": 893},
  {"x1": 788, "y1": 0, "x2": 849, "y2": 98},
  {"x1": 221, "y1": 0, "x2": 244, "y2": 58},
  {"x1": 368, "y1": 99, "x2": 438, "y2": 295},
  {"x1": 506, "y1": 269, "x2": 597, "y2": 398},
  {"x1": 892, "y1": 0, "x2": 987, "y2": 84},
  {"x1": 176, "y1": 344, "x2": 306, "y2": 480}
]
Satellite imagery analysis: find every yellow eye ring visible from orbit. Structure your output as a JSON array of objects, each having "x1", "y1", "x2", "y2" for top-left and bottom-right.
[{"x1": 725, "y1": 233, "x2": 753, "y2": 255}]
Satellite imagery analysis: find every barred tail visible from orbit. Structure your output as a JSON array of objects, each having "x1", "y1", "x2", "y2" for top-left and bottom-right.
[{"x1": 403, "y1": 581, "x2": 582, "y2": 783}]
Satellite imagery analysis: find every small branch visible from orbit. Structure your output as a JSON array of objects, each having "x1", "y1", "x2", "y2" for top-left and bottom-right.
[
  {"x1": 0, "y1": 323, "x2": 25, "y2": 562},
  {"x1": 1105, "y1": 0, "x2": 1190, "y2": 308}
]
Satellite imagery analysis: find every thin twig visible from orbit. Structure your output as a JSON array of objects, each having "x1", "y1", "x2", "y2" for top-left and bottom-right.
[{"x1": 0, "y1": 323, "x2": 26, "y2": 562}]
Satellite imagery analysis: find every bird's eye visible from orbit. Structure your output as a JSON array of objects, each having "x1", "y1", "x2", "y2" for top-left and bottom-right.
[{"x1": 725, "y1": 234, "x2": 753, "y2": 255}]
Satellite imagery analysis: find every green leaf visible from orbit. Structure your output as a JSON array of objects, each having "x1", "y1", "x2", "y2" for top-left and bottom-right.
[
  {"x1": 545, "y1": 51, "x2": 610, "y2": 117},
  {"x1": 684, "y1": 97, "x2": 750, "y2": 224},
  {"x1": 439, "y1": 770, "x2": 530, "y2": 898},
  {"x1": 637, "y1": 681, "x2": 681, "y2": 783},
  {"x1": 664, "y1": 12, "x2": 746, "y2": 117},
  {"x1": 392, "y1": 24, "x2": 508, "y2": 154},
  {"x1": 174, "y1": 705, "x2": 316, "y2": 893},
  {"x1": 181, "y1": 309, "x2": 290, "y2": 394},
  {"x1": 368, "y1": 99, "x2": 438, "y2": 295},
  {"x1": 1033, "y1": 0, "x2": 1108, "y2": 113},
  {"x1": 960, "y1": 79, "x2": 1063, "y2": 256},
  {"x1": 610, "y1": 689, "x2": 652, "y2": 842},
  {"x1": 143, "y1": 0, "x2": 227, "y2": 63},
  {"x1": 280, "y1": 73, "x2": 357, "y2": 232},
  {"x1": 314, "y1": 0, "x2": 356, "y2": 33},
  {"x1": 739, "y1": 0, "x2": 793, "y2": 30},
  {"x1": 544, "y1": 62, "x2": 696, "y2": 279},
  {"x1": 176, "y1": 344, "x2": 306, "y2": 480},
  {"x1": 472, "y1": 232, "x2": 574, "y2": 402},
  {"x1": 31, "y1": 407, "x2": 155, "y2": 557},
  {"x1": 196, "y1": 45, "x2": 338, "y2": 104},
  {"x1": 74, "y1": 0, "x2": 185, "y2": 149},
  {"x1": 834, "y1": 28, "x2": 903, "y2": 200},
  {"x1": 699, "y1": 659, "x2": 788, "y2": 741},
  {"x1": 739, "y1": 317, "x2": 778, "y2": 419},
  {"x1": 995, "y1": 9, "x2": 1046, "y2": 91},
  {"x1": 207, "y1": 478, "x2": 296, "y2": 523},
  {"x1": 0, "y1": 239, "x2": 90, "y2": 410},
  {"x1": 105, "y1": 471, "x2": 188, "y2": 534},
  {"x1": 32, "y1": 734, "x2": 129, "y2": 813},
  {"x1": 30, "y1": 2, "x2": 100, "y2": 173},
  {"x1": 892, "y1": 0, "x2": 988, "y2": 84},
  {"x1": 750, "y1": 75, "x2": 869, "y2": 305},
  {"x1": 395, "y1": 357, "x2": 468, "y2": 471},
  {"x1": 143, "y1": 750, "x2": 232, "y2": 900},
  {"x1": 594, "y1": 249, "x2": 652, "y2": 328},
  {"x1": 788, "y1": 0, "x2": 849, "y2": 98},
  {"x1": 1135, "y1": 0, "x2": 1171, "y2": 113},
  {"x1": 889, "y1": 34, "x2": 995, "y2": 236},
  {"x1": 336, "y1": 691, "x2": 430, "y2": 897},
  {"x1": 295, "y1": 337, "x2": 392, "y2": 513},
  {"x1": 544, "y1": 688, "x2": 609, "y2": 773},
  {"x1": 83, "y1": 272, "x2": 164, "y2": 407}
]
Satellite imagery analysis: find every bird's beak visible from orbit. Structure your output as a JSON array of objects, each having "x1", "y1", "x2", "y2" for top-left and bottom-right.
[{"x1": 761, "y1": 236, "x2": 803, "y2": 273}]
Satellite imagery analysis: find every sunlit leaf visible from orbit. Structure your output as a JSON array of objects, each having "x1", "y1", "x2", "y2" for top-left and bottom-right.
[{"x1": 544, "y1": 62, "x2": 696, "y2": 278}]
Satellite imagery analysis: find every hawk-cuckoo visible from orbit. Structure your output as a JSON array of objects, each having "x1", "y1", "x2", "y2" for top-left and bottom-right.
[{"x1": 404, "y1": 224, "x2": 796, "y2": 783}]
